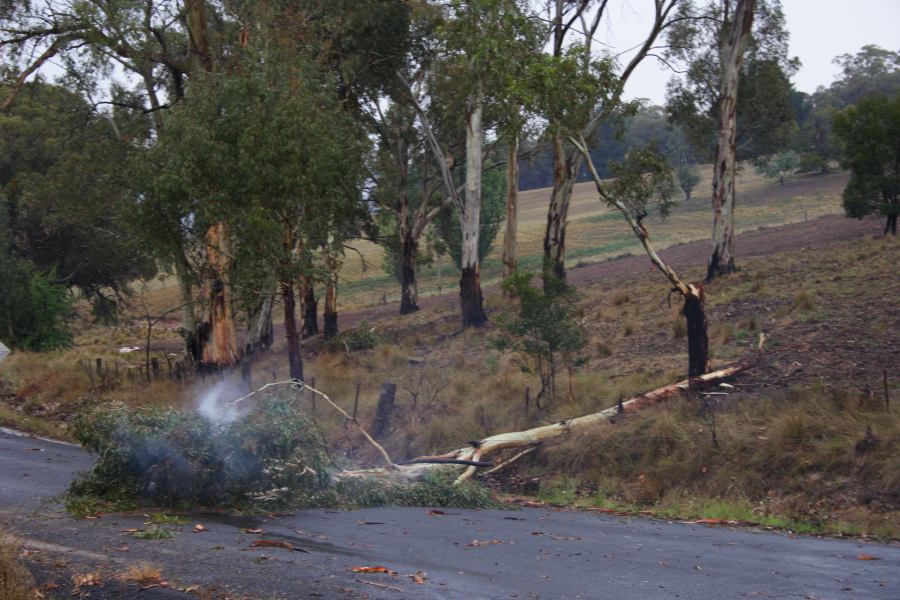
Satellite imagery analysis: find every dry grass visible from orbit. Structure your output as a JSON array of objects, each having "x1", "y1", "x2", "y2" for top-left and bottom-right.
[
  {"x1": 0, "y1": 532, "x2": 35, "y2": 600},
  {"x1": 529, "y1": 385, "x2": 899, "y2": 537}
]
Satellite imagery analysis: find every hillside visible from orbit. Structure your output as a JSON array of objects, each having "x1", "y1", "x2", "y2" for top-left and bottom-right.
[{"x1": 2, "y1": 167, "x2": 897, "y2": 537}]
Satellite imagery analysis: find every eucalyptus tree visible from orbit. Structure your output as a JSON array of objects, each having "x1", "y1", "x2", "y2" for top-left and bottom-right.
[
  {"x1": 412, "y1": 0, "x2": 541, "y2": 327},
  {"x1": 1, "y1": 0, "x2": 243, "y2": 366},
  {"x1": 364, "y1": 0, "x2": 451, "y2": 316},
  {"x1": 153, "y1": 46, "x2": 366, "y2": 380},
  {"x1": 664, "y1": 0, "x2": 797, "y2": 280},
  {"x1": 368, "y1": 96, "x2": 454, "y2": 315},
  {"x1": 0, "y1": 82, "x2": 155, "y2": 321},
  {"x1": 538, "y1": 0, "x2": 681, "y2": 286}
]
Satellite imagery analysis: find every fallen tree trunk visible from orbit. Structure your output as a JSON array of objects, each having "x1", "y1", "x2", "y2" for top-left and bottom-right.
[{"x1": 335, "y1": 361, "x2": 749, "y2": 484}]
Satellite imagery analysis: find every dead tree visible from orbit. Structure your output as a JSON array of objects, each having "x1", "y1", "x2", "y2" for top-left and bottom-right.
[
  {"x1": 570, "y1": 136, "x2": 709, "y2": 378},
  {"x1": 335, "y1": 362, "x2": 747, "y2": 484}
]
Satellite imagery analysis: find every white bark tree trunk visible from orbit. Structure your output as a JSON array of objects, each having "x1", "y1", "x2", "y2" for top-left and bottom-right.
[
  {"x1": 459, "y1": 89, "x2": 487, "y2": 327},
  {"x1": 502, "y1": 133, "x2": 519, "y2": 286},
  {"x1": 708, "y1": 0, "x2": 757, "y2": 281}
]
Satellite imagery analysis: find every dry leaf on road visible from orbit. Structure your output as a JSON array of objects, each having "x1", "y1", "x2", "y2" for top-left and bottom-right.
[
  {"x1": 350, "y1": 566, "x2": 397, "y2": 575},
  {"x1": 410, "y1": 571, "x2": 427, "y2": 584},
  {"x1": 857, "y1": 554, "x2": 881, "y2": 561},
  {"x1": 250, "y1": 539, "x2": 308, "y2": 553}
]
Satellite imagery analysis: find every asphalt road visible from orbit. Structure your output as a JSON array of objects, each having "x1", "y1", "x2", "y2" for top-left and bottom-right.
[{"x1": 1, "y1": 427, "x2": 898, "y2": 599}]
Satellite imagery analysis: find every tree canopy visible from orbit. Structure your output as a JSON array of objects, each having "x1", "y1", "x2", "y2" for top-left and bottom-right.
[{"x1": 833, "y1": 94, "x2": 900, "y2": 235}]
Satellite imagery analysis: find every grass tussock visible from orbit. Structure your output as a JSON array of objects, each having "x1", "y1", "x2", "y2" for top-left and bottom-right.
[
  {"x1": 529, "y1": 386, "x2": 900, "y2": 536},
  {"x1": 0, "y1": 533, "x2": 36, "y2": 600}
]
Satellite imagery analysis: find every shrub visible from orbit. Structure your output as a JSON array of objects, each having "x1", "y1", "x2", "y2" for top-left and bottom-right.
[
  {"x1": 495, "y1": 273, "x2": 587, "y2": 408},
  {"x1": 0, "y1": 265, "x2": 72, "y2": 351},
  {"x1": 325, "y1": 320, "x2": 379, "y2": 352}
]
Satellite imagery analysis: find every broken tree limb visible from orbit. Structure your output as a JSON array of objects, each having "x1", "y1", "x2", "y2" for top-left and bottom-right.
[
  {"x1": 336, "y1": 361, "x2": 750, "y2": 484},
  {"x1": 397, "y1": 458, "x2": 494, "y2": 467},
  {"x1": 480, "y1": 446, "x2": 538, "y2": 478},
  {"x1": 230, "y1": 380, "x2": 398, "y2": 470}
]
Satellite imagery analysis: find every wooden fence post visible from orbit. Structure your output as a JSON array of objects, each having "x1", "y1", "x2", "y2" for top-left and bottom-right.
[{"x1": 372, "y1": 383, "x2": 396, "y2": 440}]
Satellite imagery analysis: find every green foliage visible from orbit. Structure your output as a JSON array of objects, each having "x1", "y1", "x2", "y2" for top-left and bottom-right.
[
  {"x1": 495, "y1": 273, "x2": 587, "y2": 406},
  {"x1": 324, "y1": 320, "x2": 380, "y2": 353},
  {"x1": 333, "y1": 471, "x2": 500, "y2": 509},
  {"x1": 676, "y1": 163, "x2": 700, "y2": 200},
  {"x1": 664, "y1": 0, "x2": 798, "y2": 160},
  {"x1": 605, "y1": 145, "x2": 677, "y2": 219},
  {"x1": 0, "y1": 200, "x2": 72, "y2": 351},
  {"x1": 145, "y1": 513, "x2": 190, "y2": 525},
  {"x1": 132, "y1": 526, "x2": 174, "y2": 540},
  {"x1": 833, "y1": 95, "x2": 900, "y2": 224},
  {"x1": 830, "y1": 45, "x2": 900, "y2": 106},
  {"x1": 70, "y1": 398, "x2": 330, "y2": 508},
  {"x1": 754, "y1": 150, "x2": 801, "y2": 184},
  {"x1": 67, "y1": 397, "x2": 501, "y2": 512},
  {"x1": 0, "y1": 83, "x2": 155, "y2": 318},
  {"x1": 791, "y1": 46, "x2": 899, "y2": 174}
]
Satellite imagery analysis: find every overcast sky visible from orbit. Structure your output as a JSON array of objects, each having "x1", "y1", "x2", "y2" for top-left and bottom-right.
[{"x1": 611, "y1": 0, "x2": 900, "y2": 103}]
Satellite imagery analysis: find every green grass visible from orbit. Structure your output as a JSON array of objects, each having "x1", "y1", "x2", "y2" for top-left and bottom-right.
[{"x1": 145, "y1": 513, "x2": 190, "y2": 525}]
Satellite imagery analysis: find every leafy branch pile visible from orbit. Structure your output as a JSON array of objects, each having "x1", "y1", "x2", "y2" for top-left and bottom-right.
[
  {"x1": 68, "y1": 397, "x2": 498, "y2": 511},
  {"x1": 70, "y1": 398, "x2": 330, "y2": 508}
]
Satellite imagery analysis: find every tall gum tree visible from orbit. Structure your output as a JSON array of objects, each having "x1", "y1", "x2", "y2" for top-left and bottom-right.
[
  {"x1": 367, "y1": 91, "x2": 453, "y2": 315},
  {"x1": 663, "y1": 1, "x2": 797, "y2": 280},
  {"x1": 539, "y1": 0, "x2": 680, "y2": 286},
  {"x1": 707, "y1": 0, "x2": 757, "y2": 280},
  {"x1": 422, "y1": 0, "x2": 540, "y2": 326}
]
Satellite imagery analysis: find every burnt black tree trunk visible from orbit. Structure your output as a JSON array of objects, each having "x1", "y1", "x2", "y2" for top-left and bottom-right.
[
  {"x1": 281, "y1": 279, "x2": 303, "y2": 381},
  {"x1": 683, "y1": 286, "x2": 710, "y2": 379},
  {"x1": 399, "y1": 234, "x2": 419, "y2": 314},
  {"x1": 460, "y1": 265, "x2": 487, "y2": 328},
  {"x1": 885, "y1": 214, "x2": 898, "y2": 236},
  {"x1": 372, "y1": 382, "x2": 397, "y2": 440},
  {"x1": 300, "y1": 276, "x2": 319, "y2": 337}
]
